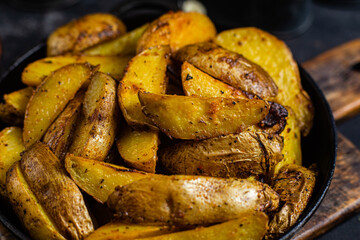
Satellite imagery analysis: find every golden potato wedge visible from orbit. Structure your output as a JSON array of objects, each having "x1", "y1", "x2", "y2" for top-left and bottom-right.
[
  {"x1": 137, "y1": 11, "x2": 216, "y2": 53},
  {"x1": 174, "y1": 42, "x2": 278, "y2": 99},
  {"x1": 6, "y1": 162, "x2": 66, "y2": 240},
  {"x1": 23, "y1": 63, "x2": 96, "y2": 148},
  {"x1": 0, "y1": 87, "x2": 33, "y2": 125},
  {"x1": 108, "y1": 175, "x2": 279, "y2": 226},
  {"x1": 22, "y1": 55, "x2": 132, "y2": 86},
  {"x1": 84, "y1": 23, "x2": 149, "y2": 56},
  {"x1": 65, "y1": 154, "x2": 150, "y2": 203},
  {"x1": 118, "y1": 46, "x2": 170, "y2": 127},
  {"x1": 42, "y1": 92, "x2": 84, "y2": 161},
  {"x1": 116, "y1": 123, "x2": 160, "y2": 173},
  {"x1": 215, "y1": 27, "x2": 314, "y2": 135},
  {"x1": 142, "y1": 211, "x2": 268, "y2": 240},
  {"x1": 0, "y1": 127, "x2": 25, "y2": 196},
  {"x1": 47, "y1": 13, "x2": 126, "y2": 56},
  {"x1": 160, "y1": 131, "x2": 283, "y2": 178},
  {"x1": 20, "y1": 142, "x2": 94, "y2": 239},
  {"x1": 139, "y1": 92, "x2": 270, "y2": 140},
  {"x1": 85, "y1": 222, "x2": 172, "y2": 240},
  {"x1": 69, "y1": 72, "x2": 117, "y2": 161}
]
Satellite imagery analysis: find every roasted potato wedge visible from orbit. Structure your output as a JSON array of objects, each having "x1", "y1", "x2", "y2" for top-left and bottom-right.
[
  {"x1": 42, "y1": 92, "x2": 84, "y2": 161},
  {"x1": 0, "y1": 87, "x2": 33, "y2": 125},
  {"x1": 0, "y1": 127, "x2": 25, "y2": 196},
  {"x1": 215, "y1": 27, "x2": 314, "y2": 135},
  {"x1": 116, "y1": 123, "x2": 160, "y2": 173},
  {"x1": 139, "y1": 92, "x2": 270, "y2": 140},
  {"x1": 6, "y1": 162, "x2": 66, "y2": 240},
  {"x1": 174, "y1": 42, "x2": 278, "y2": 99},
  {"x1": 23, "y1": 63, "x2": 96, "y2": 148},
  {"x1": 141, "y1": 211, "x2": 268, "y2": 240},
  {"x1": 69, "y1": 72, "x2": 117, "y2": 161},
  {"x1": 118, "y1": 46, "x2": 170, "y2": 127},
  {"x1": 22, "y1": 55, "x2": 132, "y2": 86},
  {"x1": 20, "y1": 142, "x2": 93, "y2": 239},
  {"x1": 107, "y1": 175, "x2": 279, "y2": 226},
  {"x1": 160, "y1": 131, "x2": 283, "y2": 178},
  {"x1": 47, "y1": 13, "x2": 126, "y2": 56},
  {"x1": 83, "y1": 23, "x2": 149, "y2": 56},
  {"x1": 137, "y1": 11, "x2": 216, "y2": 53},
  {"x1": 65, "y1": 154, "x2": 150, "y2": 203}
]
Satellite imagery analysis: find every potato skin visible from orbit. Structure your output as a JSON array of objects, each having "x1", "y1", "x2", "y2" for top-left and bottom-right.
[
  {"x1": 107, "y1": 175, "x2": 279, "y2": 226},
  {"x1": 174, "y1": 42, "x2": 278, "y2": 99},
  {"x1": 20, "y1": 143, "x2": 94, "y2": 240},
  {"x1": 160, "y1": 131, "x2": 283, "y2": 178}
]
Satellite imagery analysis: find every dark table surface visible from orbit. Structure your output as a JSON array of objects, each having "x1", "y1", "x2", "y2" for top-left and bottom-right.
[{"x1": 1, "y1": 0, "x2": 360, "y2": 239}]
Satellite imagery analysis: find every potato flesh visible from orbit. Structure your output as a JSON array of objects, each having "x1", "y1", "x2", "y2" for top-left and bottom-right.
[
  {"x1": 23, "y1": 63, "x2": 95, "y2": 148},
  {"x1": 20, "y1": 143, "x2": 94, "y2": 239},
  {"x1": 6, "y1": 162, "x2": 66, "y2": 240},
  {"x1": 0, "y1": 127, "x2": 25, "y2": 196},
  {"x1": 215, "y1": 27, "x2": 314, "y2": 135},
  {"x1": 139, "y1": 92, "x2": 269, "y2": 140},
  {"x1": 118, "y1": 46, "x2": 170, "y2": 127},
  {"x1": 65, "y1": 154, "x2": 150, "y2": 203},
  {"x1": 107, "y1": 175, "x2": 279, "y2": 226},
  {"x1": 22, "y1": 55, "x2": 132, "y2": 86}
]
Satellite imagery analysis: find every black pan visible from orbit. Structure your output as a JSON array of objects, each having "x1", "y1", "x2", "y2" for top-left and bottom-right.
[{"x1": 0, "y1": 3, "x2": 336, "y2": 240}]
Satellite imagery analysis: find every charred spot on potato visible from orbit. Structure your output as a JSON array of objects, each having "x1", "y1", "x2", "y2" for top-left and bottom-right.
[{"x1": 259, "y1": 102, "x2": 288, "y2": 133}]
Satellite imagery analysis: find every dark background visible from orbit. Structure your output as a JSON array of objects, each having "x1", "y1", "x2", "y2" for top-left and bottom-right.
[{"x1": 0, "y1": 0, "x2": 360, "y2": 239}]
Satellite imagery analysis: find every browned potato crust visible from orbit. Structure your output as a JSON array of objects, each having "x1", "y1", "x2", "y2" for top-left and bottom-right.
[
  {"x1": 174, "y1": 42, "x2": 278, "y2": 99},
  {"x1": 47, "y1": 13, "x2": 126, "y2": 56}
]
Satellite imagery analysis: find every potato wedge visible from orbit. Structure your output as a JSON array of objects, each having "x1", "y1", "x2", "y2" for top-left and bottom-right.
[
  {"x1": 215, "y1": 27, "x2": 314, "y2": 135},
  {"x1": 42, "y1": 92, "x2": 84, "y2": 161},
  {"x1": 0, "y1": 87, "x2": 33, "y2": 125},
  {"x1": 20, "y1": 142, "x2": 94, "y2": 239},
  {"x1": 83, "y1": 24, "x2": 149, "y2": 56},
  {"x1": 139, "y1": 92, "x2": 269, "y2": 140},
  {"x1": 65, "y1": 154, "x2": 150, "y2": 203},
  {"x1": 22, "y1": 55, "x2": 132, "y2": 86},
  {"x1": 23, "y1": 63, "x2": 96, "y2": 148},
  {"x1": 160, "y1": 131, "x2": 283, "y2": 178},
  {"x1": 142, "y1": 211, "x2": 268, "y2": 240},
  {"x1": 174, "y1": 42, "x2": 278, "y2": 99},
  {"x1": 118, "y1": 46, "x2": 170, "y2": 127},
  {"x1": 116, "y1": 123, "x2": 160, "y2": 173},
  {"x1": 47, "y1": 13, "x2": 126, "y2": 56},
  {"x1": 6, "y1": 162, "x2": 66, "y2": 240},
  {"x1": 108, "y1": 175, "x2": 279, "y2": 225},
  {"x1": 0, "y1": 127, "x2": 25, "y2": 196},
  {"x1": 137, "y1": 11, "x2": 216, "y2": 53}
]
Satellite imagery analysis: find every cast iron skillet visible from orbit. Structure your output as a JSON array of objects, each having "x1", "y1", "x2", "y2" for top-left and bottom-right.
[{"x1": 0, "y1": 2, "x2": 336, "y2": 240}]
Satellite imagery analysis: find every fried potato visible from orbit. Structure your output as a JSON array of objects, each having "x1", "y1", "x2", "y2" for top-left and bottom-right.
[
  {"x1": 137, "y1": 11, "x2": 216, "y2": 53},
  {"x1": 23, "y1": 63, "x2": 96, "y2": 148},
  {"x1": 0, "y1": 127, "x2": 24, "y2": 196},
  {"x1": 160, "y1": 131, "x2": 283, "y2": 178},
  {"x1": 118, "y1": 46, "x2": 170, "y2": 127},
  {"x1": 174, "y1": 42, "x2": 278, "y2": 99},
  {"x1": 65, "y1": 154, "x2": 150, "y2": 203},
  {"x1": 20, "y1": 142, "x2": 93, "y2": 239},
  {"x1": 22, "y1": 55, "x2": 131, "y2": 86},
  {"x1": 139, "y1": 92, "x2": 269, "y2": 140},
  {"x1": 0, "y1": 87, "x2": 33, "y2": 125},
  {"x1": 69, "y1": 72, "x2": 117, "y2": 161},
  {"x1": 6, "y1": 162, "x2": 66, "y2": 240},
  {"x1": 83, "y1": 24, "x2": 149, "y2": 56},
  {"x1": 108, "y1": 175, "x2": 279, "y2": 226},
  {"x1": 47, "y1": 13, "x2": 126, "y2": 56},
  {"x1": 42, "y1": 92, "x2": 84, "y2": 161},
  {"x1": 116, "y1": 123, "x2": 160, "y2": 173},
  {"x1": 141, "y1": 211, "x2": 268, "y2": 240},
  {"x1": 215, "y1": 27, "x2": 314, "y2": 135}
]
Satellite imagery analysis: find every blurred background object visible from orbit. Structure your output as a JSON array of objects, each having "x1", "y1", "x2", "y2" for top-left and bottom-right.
[{"x1": 6, "y1": 0, "x2": 80, "y2": 11}]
